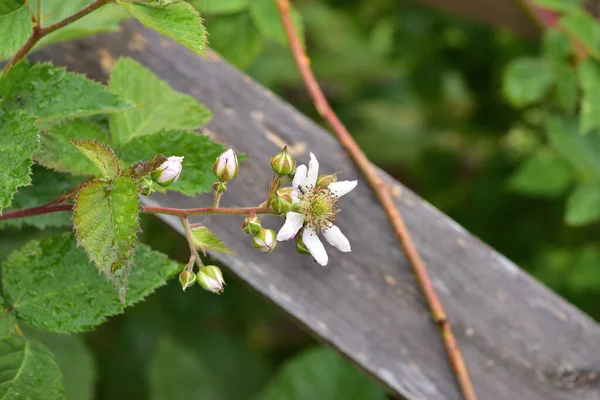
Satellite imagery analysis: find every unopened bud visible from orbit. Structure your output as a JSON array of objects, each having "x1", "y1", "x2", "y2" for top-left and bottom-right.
[
  {"x1": 179, "y1": 270, "x2": 196, "y2": 291},
  {"x1": 213, "y1": 149, "x2": 239, "y2": 182},
  {"x1": 213, "y1": 181, "x2": 227, "y2": 193},
  {"x1": 316, "y1": 173, "x2": 338, "y2": 188},
  {"x1": 197, "y1": 265, "x2": 225, "y2": 294},
  {"x1": 151, "y1": 156, "x2": 184, "y2": 187},
  {"x1": 253, "y1": 228, "x2": 277, "y2": 253},
  {"x1": 270, "y1": 147, "x2": 296, "y2": 176},
  {"x1": 270, "y1": 191, "x2": 293, "y2": 214},
  {"x1": 242, "y1": 214, "x2": 261, "y2": 234},
  {"x1": 295, "y1": 232, "x2": 311, "y2": 255},
  {"x1": 140, "y1": 176, "x2": 155, "y2": 196}
]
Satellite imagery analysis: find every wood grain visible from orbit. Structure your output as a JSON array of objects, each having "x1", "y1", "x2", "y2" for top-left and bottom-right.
[{"x1": 34, "y1": 22, "x2": 600, "y2": 400}]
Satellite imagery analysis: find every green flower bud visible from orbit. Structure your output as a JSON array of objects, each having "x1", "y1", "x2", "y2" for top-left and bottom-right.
[
  {"x1": 316, "y1": 173, "x2": 338, "y2": 188},
  {"x1": 294, "y1": 231, "x2": 311, "y2": 255},
  {"x1": 270, "y1": 147, "x2": 296, "y2": 176},
  {"x1": 269, "y1": 191, "x2": 293, "y2": 214},
  {"x1": 252, "y1": 228, "x2": 277, "y2": 254},
  {"x1": 213, "y1": 181, "x2": 227, "y2": 193},
  {"x1": 213, "y1": 149, "x2": 239, "y2": 182},
  {"x1": 179, "y1": 270, "x2": 196, "y2": 291},
  {"x1": 242, "y1": 214, "x2": 261, "y2": 234},
  {"x1": 197, "y1": 265, "x2": 225, "y2": 294},
  {"x1": 140, "y1": 176, "x2": 155, "y2": 196}
]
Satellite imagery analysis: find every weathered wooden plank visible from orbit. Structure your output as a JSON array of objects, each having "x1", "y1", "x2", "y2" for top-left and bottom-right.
[
  {"x1": 34, "y1": 22, "x2": 600, "y2": 400},
  {"x1": 416, "y1": 0, "x2": 540, "y2": 38}
]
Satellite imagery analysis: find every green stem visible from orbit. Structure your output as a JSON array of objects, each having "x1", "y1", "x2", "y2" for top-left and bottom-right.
[
  {"x1": 211, "y1": 192, "x2": 222, "y2": 209},
  {"x1": 36, "y1": 0, "x2": 42, "y2": 27},
  {"x1": 180, "y1": 216, "x2": 204, "y2": 269},
  {"x1": 2, "y1": 0, "x2": 109, "y2": 74},
  {"x1": 143, "y1": 205, "x2": 275, "y2": 217}
]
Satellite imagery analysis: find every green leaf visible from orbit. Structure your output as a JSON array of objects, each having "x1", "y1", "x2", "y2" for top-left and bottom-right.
[
  {"x1": 73, "y1": 176, "x2": 140, "y2": 300},
  {"x1": 2, "y1": 233, "x2": 180, "y2": 333},
  {"x1": 555, "y1": 65, "x2": 578, "y2": 114},
  {"x1": 108, "y1": 58, "x2": 211, "y2": 146},
  {"x1": 35, "y1": 120, "x2": 112, "y2": 176},
  {"x1": 192, "y1": 226, "x2": 235, "y2": 254},
  {"x1": 560, "y1": 9, "x2": 600, "y2": 59},
  {"x1": 534, "y1": 0, "x2": 584, "y2": 12},
  {"x1": 0, "y1": 0, "x2": 32, "y2": 59},
  {"x1": 0, "y1": 111, "x2": 39, "y2": 213},
  {"x1": 249, "y1": 0, "x2": 304, "y2": 46},
  {"x1": 71, "y1": 139, "x2": 120, "y2": 180},
  {"x1": 206, "y1": 12, "x2": 264, "y2": 68},
  {"x1": 567, "y1": 247, "x2": 600, "y2": 292},
  {"x1": 578, "y1": 59, "x2": 600, "y2": 134},
  {"x1": 566, "y1": 184, "x2": 600, "y2": 225},
  {"x1": 0, "y1": 336, "x2": 65, "y2": 399},
  {"x1": 259, "y1": 347, "x2": 386, "y2": 400},
  {"x1": 117, "y1": 0, "x2": 207, "y2": 57},
  {"x1": 0, "y1": 61, "x2": 133, "y2": 122},
  {"x1": 118, "y1": 130, "x2": 226, "y2": 196},
  {"x1": 0, "y1": 166, "x2": 81, "y2": 229},
  {"x1": 542, "y1": 28, "x2": 572, "y2": 64},
  {"x1": 546, "y1": 117, "x2": 600, "y2": 181},
  {"x1": 0, "y1": 309, "x2": 19, "y2": 340},
  {"x1": 509, "y1": 150, "x2": 573, "y2": 197},
  {"x1": 20, "y1": 326, "x2": 95, "y2": 400},
  {"x1": 502, "y1": 57, "x2": 554, "y2": 107},
  {"x1": 28, "y1": 0, "x2": 129, "y2": 49},
  {"x1": 189, "y1": 0, "x2": 247, "y2": 14}
]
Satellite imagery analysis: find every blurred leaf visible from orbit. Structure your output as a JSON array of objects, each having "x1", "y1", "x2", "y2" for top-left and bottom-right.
[
  {"x1": 117, "y1": 0, "x2": 207, "y2": 57},
  {"x1": 192, "y1": 226, "x2": 235, "y2": 254},
  {"x1": 0, "y1": 111, "x2": 39, "y2": 213},
  {"x1": 2, "y1": 233, "x2": 180, "y2": 333},
  {"x1": 108, "y1": 58, "x2": 211, "y2": 146},
  {"x1": 568, "y1": 247, "x2": 600, "y2": 292},
  {"x1": 206, "y1": 12, "x2": 264, "y2": 68},
  {"x1": 565, "y1": 183, "x2": 600, "y2": 225},
  {"x1": 0, "y1": 0, "x2": 32, "y2": 59},
  {"x1": 74, "y1": 177, "x2": 140, "y2": 299},
  {"x1": 546, "y1": 117, "x2": 600, "y2": 181},
  {"x1": 0, "y1": 61, "x2": 134, "y2": 122},
  {"x1": 190, "y1": 0, "x2": 247, "y2": 14},
  {"x1": 249, "y1": 0, "x2": 304, "y2": 46},
  {"x1": 118, "y1": 130, "x2": 226, "y2": 196},
  {"x1": 555, "y1": 65, "x2": 578, "y2": 114},
  {"x1": 542, "y1": 28, "x2": 572, "y2": 63},
  {"x1": 22, "y1": 326, "x2": 95, "y2": 400},
  {"x1": 29, "y1": 0, "x2": 129, "y2": 49},
  {"x1": 509, "y1": 150, "x2": 573, "y2": 197},
  {"x1": 36, "y1": 120, "x2": 112, "y2": 176},
  {"x1": 0, "y1": 336, "x2": 65, "y2": 399},
  {"x1": 578, "y1": 59, "x2": 600, "y2": 134},
  {"x1": 534, "y1": 0, "x2": 584, "y2": 12},
  {"x1": 259, "y1": 347, "x2": 386, "y2": 400},
  {"x1": 72, "y1": 139, "x2": 120, "y2": 180},
  {"x1": 560, "y1": 9, "x2": 600, "y2": 59},
  {"x1": 503, "y1": 57, "x2": 554, "y2": 107},
  {"x1": 0, "y1": 166, "x2": 81, "y2": 229}
]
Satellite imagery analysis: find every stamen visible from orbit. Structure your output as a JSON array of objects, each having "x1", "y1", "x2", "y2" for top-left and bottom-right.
[{"x1": 299, "y1": 185, "x2": 340, "y2": 232}]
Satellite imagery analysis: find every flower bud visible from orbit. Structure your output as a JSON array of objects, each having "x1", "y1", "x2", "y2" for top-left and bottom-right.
[
  {"x1": 252, "y1": 228, "x2": 277, "y2": 253},
  {"x1": 151, "y1": 156, "x2": 184, "y2": 187},
  {"x1": 179, "y1": 270, "x2": 196, "y2": 291},
  {"x1": 213, "y1": 181, "x2": 227, "y2": 193},
  {"x1": 316, "y1": 173, "x2": 338, "y2": 188},
  {"x1": 242, "y1": 214, "x2": 261, "y2": 234},
  {"x1": 269, "y1": 191, "x2": 293, "y2": 214},
  {"x1": 213, "y1": 149, "x2": 239, "y2": 182},
  {"x1": 197, "y1": 265, "x2": 225, "y2": 294},
  {"x1": 270, "y1": 147, "x2": 296, "y2": 176},
  {"x1": 295, "y1": 232, "x2": 311, "y2": 255},
  {"x1": 140, "y1": 176, "x2": 155, "y2": 196}
]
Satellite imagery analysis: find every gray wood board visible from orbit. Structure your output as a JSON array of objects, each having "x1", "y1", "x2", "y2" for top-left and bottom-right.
[{"x1": 34, "y1": 22, "x2": 600, "y2": 400}]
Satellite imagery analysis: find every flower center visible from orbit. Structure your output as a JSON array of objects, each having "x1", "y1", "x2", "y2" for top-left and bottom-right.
[{"x1": 299, "y1": 185, "x2": 339, "y2": 231}]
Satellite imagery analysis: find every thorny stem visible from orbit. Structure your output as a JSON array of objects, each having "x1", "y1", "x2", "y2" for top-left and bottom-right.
[
  {"x1": 275, "y1": 1, "x2": 477, "y2": 399},
  {"x1": 1, "y1": 0, "x2": 109, "y2": 74},
  {"x1": 180, "y1": 216, "x2": 204, "y2": 270}
]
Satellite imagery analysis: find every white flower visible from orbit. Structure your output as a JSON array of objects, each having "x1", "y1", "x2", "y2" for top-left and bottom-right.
[
  {"x1": 151, "y1": 156, "x2": 184, "y2": 187},
  {"x1": 213, "y1": 149, "x2": 239, "y2": 182},
  {"x1": 276, "y1": 152, "x2": 357, "y2": 266}
]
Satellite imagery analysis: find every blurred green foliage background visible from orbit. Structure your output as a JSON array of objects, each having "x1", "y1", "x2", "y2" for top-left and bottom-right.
[{"x1": 3, "y1": 0, "x2": 600, "y2": 398}]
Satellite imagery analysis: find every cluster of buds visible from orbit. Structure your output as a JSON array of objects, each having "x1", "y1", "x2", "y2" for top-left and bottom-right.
[
  {"x1": 242, "y1": 215, "x2": 278, "y2": 253},
  {"x1": 179, "y1": 264, "x2": 226, "y2": 294}
]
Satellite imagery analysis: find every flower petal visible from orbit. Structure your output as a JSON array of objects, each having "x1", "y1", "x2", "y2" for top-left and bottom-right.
[
  {"x1": 303, "y1": 227, "x2": 328, "y2": 266},
  {"x1": 277, "y1": 212, "x2": 305, "y2": 241},
  {"x1": 292, "y1": 164, "x2": 308, "y2": 191},
  {"x1": 306, "y1": 152, "x2": 319, "y2": 187},
  {"x1": 323, "y1": 225, "x2": 351, "y2": 252},
  {"x1": 328, "y1": 180, "x2": 357, "y2": 197}
]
